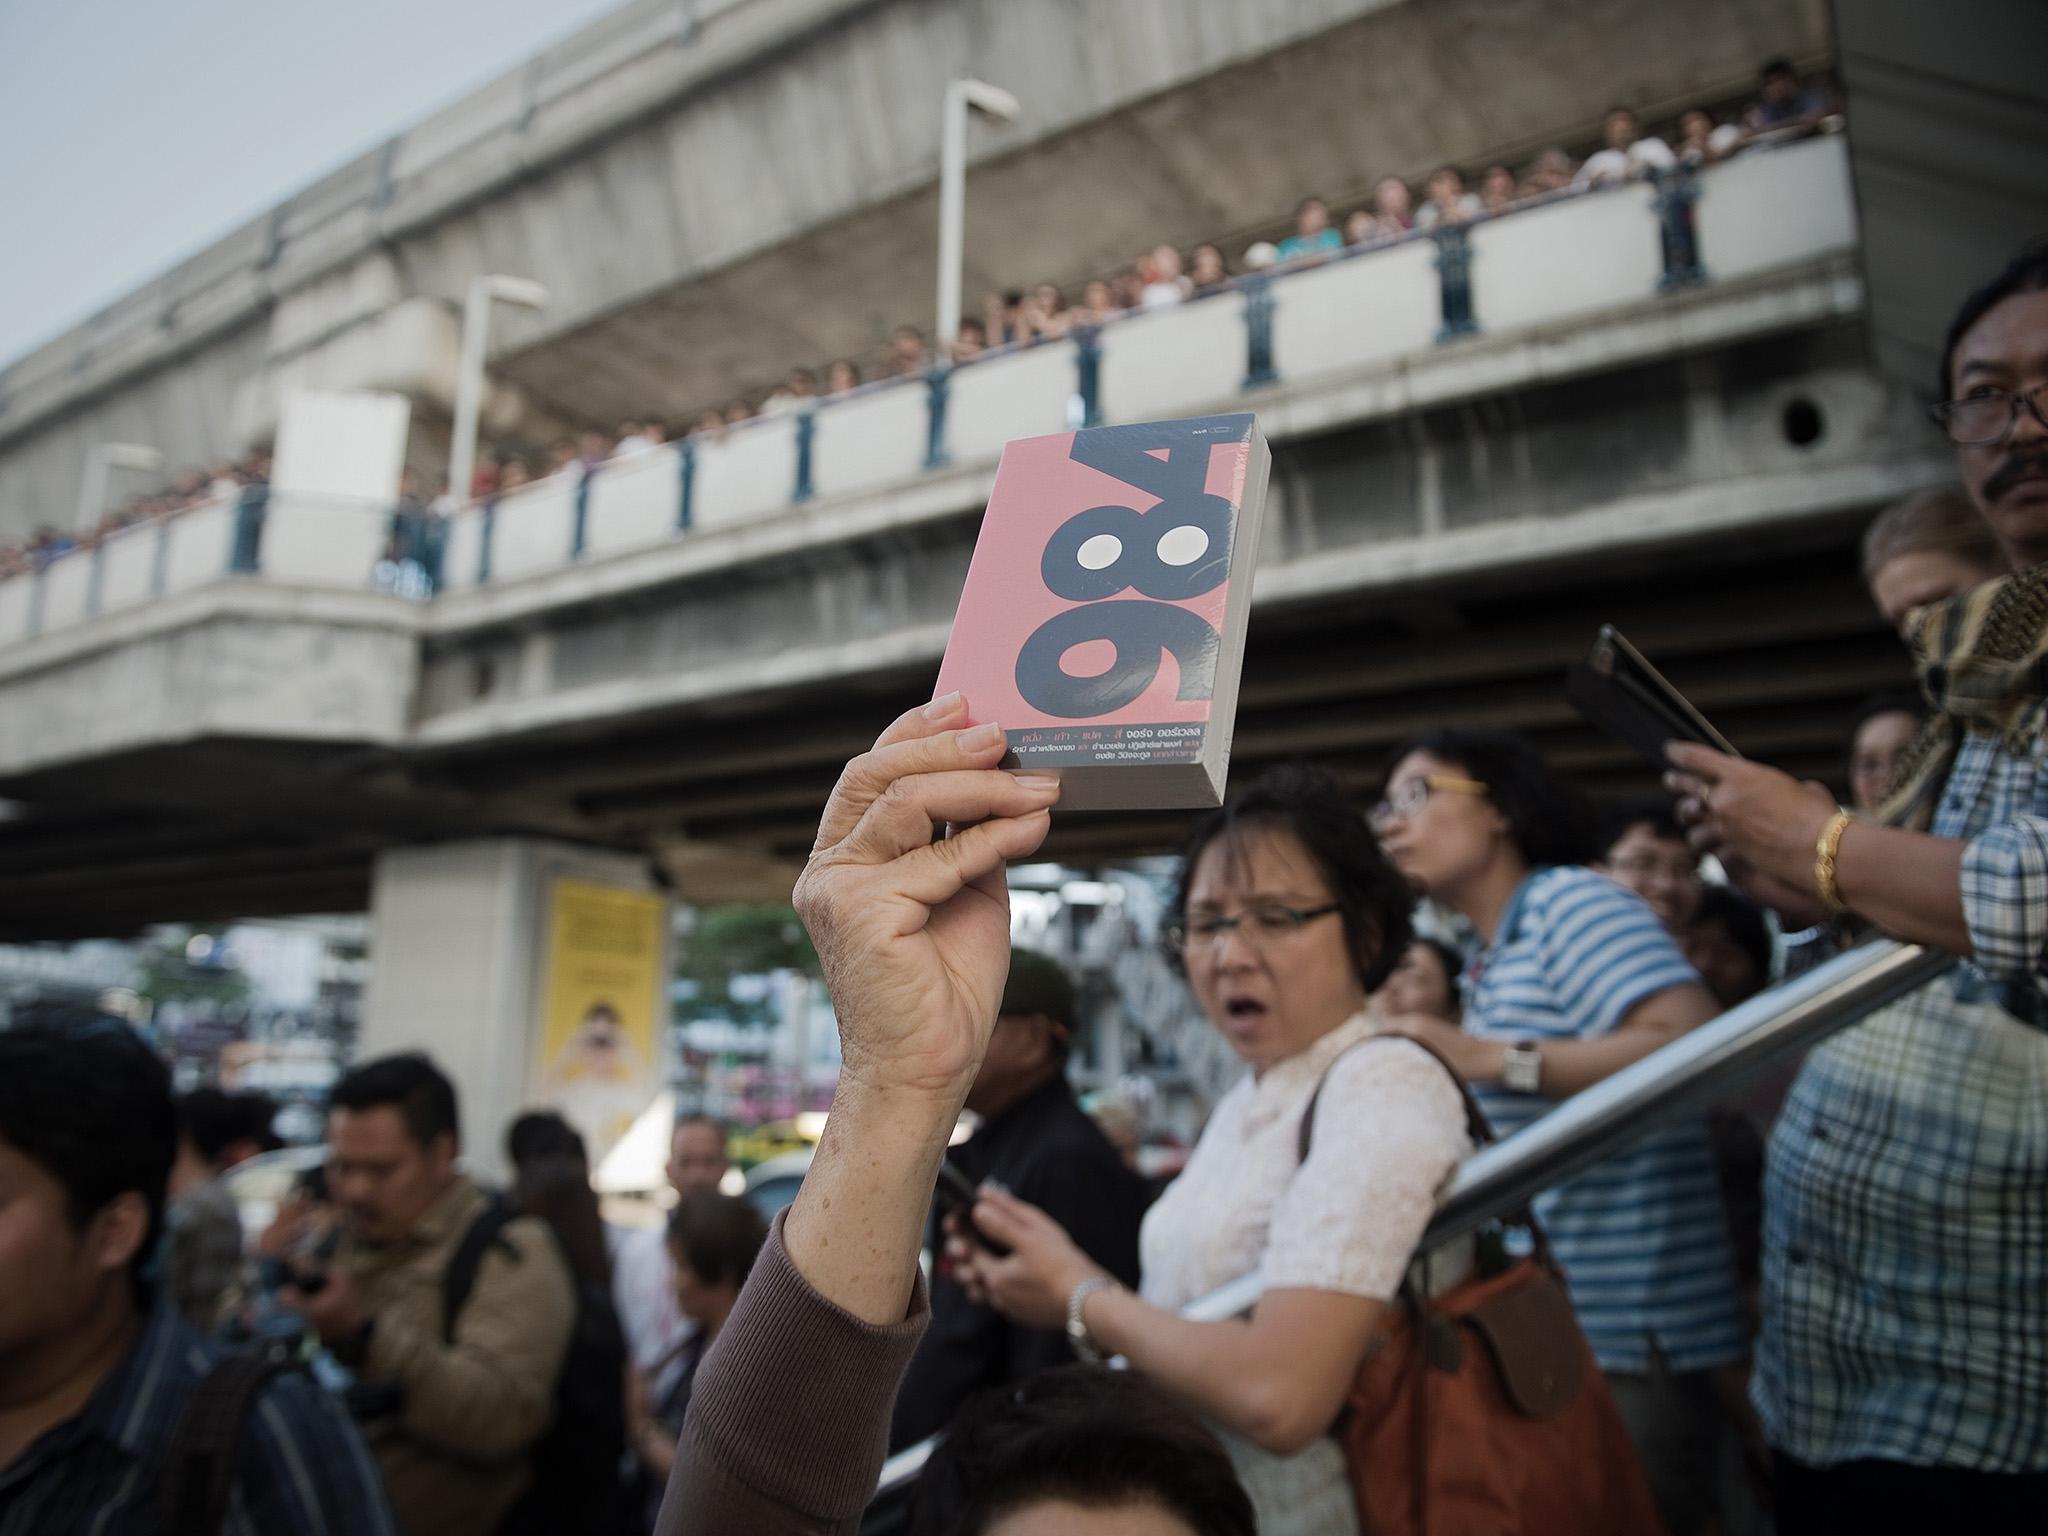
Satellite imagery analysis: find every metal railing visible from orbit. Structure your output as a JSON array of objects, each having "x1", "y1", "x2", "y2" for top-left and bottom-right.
[{"x1": 871, "y1": 937, "x2": 1953, "y2": 1504}]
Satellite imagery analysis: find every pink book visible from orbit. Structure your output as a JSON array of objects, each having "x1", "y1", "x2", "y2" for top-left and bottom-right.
[{"x1": 935, "y1": 412, "x2": 1270, "y2": 810}]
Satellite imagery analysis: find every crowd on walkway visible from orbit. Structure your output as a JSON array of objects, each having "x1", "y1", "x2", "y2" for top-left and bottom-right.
[
  {"x1": 0, "y1": 59, "x2": 1835, "y2": 573},
  {"x1": 0, "y1": 451, "x2": 271, "y2": 583}
]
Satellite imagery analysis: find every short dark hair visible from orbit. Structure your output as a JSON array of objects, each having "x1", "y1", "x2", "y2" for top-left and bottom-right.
[
  {"x1": 665, "y1": 1190, "x2": 768, "y2": 1288},
  {"x1": 176, "y1": 1087, "x2": 276, "y2": 1163},
  {"x1": 0, "y1": 1020, "x2": 177, "y2": 1288},
  {"x1": 506, "y1": 1110, "x2": 587, "y2": 1173},
  {"x1": 1389, "y1": 728, "x2": 1601, "y2": 868},
  {"x1": 1939, "y1": 239, "x2": 2048, "y2": 401},
  {"x1": 1760, "y1": 57, "x2": 1797, "y2": 79},
  {"x1": 1413, "y1": 937, "x2": 1467, "y2": 1000},
  {"x1": 673, "y1": 1111, "x2": 729, "y2": 1147},
  {"x1": 911, "y1": 1365, "x2": 1256, "y2": 1536},
  {"x1": 1173, "y1": 762, "x2": 1415, "y2": 995},
  {"x1": 329, "y1": 1052, "x2": 460, "y2": 1150},
  {"x1": 1599, "y1": 795, "x2": 1687, "y2": 858},
  {"x1": 1693, "y1": 885, "x2": 1773, "y2": 994},
  {"x1": 1297, "y1": 194, "x2": 1327, "y2": 213}
]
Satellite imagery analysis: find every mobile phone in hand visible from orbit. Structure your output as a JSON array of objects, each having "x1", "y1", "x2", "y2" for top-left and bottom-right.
[
  {"x1": 1565, "y1": 625, "x2": 1739, "y2": 769},
  {"x1": 934, "y1": 1160, "x2": 1012, "y2": 1258}
]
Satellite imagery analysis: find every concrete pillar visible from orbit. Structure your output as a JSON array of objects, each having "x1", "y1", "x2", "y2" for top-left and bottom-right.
[{"x1": 361, "y1": 838, "x2": 670, "y2": 1186}]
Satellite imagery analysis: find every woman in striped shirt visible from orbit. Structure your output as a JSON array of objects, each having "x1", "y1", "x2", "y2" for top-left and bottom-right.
[{"x1": 1371, "y1": 727, "x2": 1750, "y2": 1536}]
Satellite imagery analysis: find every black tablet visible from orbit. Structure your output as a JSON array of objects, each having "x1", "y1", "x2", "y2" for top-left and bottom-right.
[{"x1": 1565, "y1": 625, "x2": 1738, "y2": 768}]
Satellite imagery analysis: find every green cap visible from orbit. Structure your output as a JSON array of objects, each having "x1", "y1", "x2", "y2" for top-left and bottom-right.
[{"x1": 999, "y1": 949, "x2": 1075, "y2": 1031}]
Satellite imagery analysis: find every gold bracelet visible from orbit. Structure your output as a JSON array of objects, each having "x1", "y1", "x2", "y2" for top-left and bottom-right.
[{"x1": 1814, "y1": 809, "x2": 1854, "y2": 914}]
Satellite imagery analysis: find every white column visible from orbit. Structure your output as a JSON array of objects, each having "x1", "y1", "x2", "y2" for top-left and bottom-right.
[{"x1": 361, "y1": 838, "x2": 669, "y2": 1186}]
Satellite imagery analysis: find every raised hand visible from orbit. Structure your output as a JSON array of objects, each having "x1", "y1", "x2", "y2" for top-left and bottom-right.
[{"x1": 794, "y1": 691, "x2": 1061, "y2": 1102}]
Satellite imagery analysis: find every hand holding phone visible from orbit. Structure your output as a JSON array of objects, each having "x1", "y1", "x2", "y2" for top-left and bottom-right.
[{"x1": 935, "y1": 1160, "x2": 1013, "y2": 1258}]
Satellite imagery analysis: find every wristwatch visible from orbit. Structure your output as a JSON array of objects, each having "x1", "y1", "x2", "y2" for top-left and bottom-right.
[
  {"x1": 1066, "y1": 1275, "x2": 1120, "y2": 1364},
  {"x1": 1501, "y1": 1042, "x2": 1543, "y2": 1094}
]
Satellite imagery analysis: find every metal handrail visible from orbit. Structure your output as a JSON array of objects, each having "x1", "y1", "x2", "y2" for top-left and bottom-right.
[{"x1": 874, "y1": 937, "x2": 1954, "y2": 1497}]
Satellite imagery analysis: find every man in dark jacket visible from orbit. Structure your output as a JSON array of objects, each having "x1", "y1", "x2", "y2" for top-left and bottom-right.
[{"x1": 889, "y1": 949, "x2": 1151, "y2": 1450}]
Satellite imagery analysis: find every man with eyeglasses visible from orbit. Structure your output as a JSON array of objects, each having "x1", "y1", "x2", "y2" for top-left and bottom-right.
[{"x1": 1666, "y1": 242, "x2": 2048, "y2": 1524}]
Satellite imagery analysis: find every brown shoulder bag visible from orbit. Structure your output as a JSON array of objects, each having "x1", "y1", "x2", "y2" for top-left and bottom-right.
[{"x1": 1298, "y1": 1038, "x2": 1666, "y2": 1536}]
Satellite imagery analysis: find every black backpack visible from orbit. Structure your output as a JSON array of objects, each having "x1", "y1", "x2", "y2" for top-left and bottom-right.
[
  {"x1": 158, "y1": 1337, "x2": 301, "y2": 1536},
  {"x1": 444, "y1": 1197, "x2": 634, "y2": 1536}
]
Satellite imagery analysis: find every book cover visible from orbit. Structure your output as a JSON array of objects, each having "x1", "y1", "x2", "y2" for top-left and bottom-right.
[{"x1": 934, "y1": 412, "x2": 1270, "y2": 810}]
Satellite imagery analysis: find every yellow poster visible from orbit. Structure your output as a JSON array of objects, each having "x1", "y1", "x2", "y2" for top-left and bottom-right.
[{"x1": 534, "y1": 878, "x2": 666, "y2": 1165}]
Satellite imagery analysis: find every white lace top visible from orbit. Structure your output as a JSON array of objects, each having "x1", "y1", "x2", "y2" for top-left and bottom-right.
[
  {"x1": 1141, "y1": 1014, "x2": 1473, "y2": 1309},
  {"x1": 1139, "y1": 1014, "x2": 1474, "y2": 1536}
]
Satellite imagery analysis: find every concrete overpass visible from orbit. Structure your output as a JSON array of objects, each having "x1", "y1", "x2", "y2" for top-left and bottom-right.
[
  {"x1": 0, "y1": 0, "x2": 1834, "y2": 540},
  {"x1": 0, "y1": 138, "x2": 1952, "y2": 937}
]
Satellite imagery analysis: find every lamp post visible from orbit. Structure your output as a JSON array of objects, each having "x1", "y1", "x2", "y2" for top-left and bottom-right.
[
  {"x1": 75, "y1": 442, "x2": 164, "y2": 532},
  {"x1": 448, "y1": 274, "x2": 549, "y2": 509},
  {"x1": 936, "y1": 78, "x2": 1020, "y2": 359}
]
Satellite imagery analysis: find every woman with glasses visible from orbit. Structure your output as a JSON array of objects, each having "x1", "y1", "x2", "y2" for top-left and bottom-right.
[
  {"x1": 950, "y1": 765, "x2": 1473, "y2": 1536},
  {"x1": 1370, "y1": 728, "x2": 1748, "y2": 1536}
]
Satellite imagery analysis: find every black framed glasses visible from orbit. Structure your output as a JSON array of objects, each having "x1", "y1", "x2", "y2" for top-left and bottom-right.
[
  {"x1": 1929, "y1": 383, "x2": 2048, "y2": 446},
  {"x1": 1166, "y1": 903, "x2": 1341, "y2": 952}
]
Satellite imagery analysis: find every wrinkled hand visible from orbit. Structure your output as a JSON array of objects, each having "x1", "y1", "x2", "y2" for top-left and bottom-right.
[
  {"x1": 1665, "y1": 743, "x2": 1838, "y2": 924},
  {"x1": 794, "y1": 694, "x2": 1060, "y2": 1102},
  {"x1": 278, "y1": 1262, "x2": 366, "y2": 1347},
  {"x1": 949, "y1": 1187, "x2": 1106, "y2": 1329},
  {"x1": 1372, "y1": 1013, "x2": 1503, "y2": 1083}
]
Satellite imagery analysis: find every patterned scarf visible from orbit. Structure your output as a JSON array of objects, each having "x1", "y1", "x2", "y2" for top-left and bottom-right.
[{"x1": 1878, "y1": 559, "x2": 2048, "y2": 830}]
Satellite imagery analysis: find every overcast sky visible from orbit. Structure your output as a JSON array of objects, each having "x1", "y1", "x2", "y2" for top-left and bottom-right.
[{"x1": 0, "y1": 0, "x2": 630, "y2": 369}]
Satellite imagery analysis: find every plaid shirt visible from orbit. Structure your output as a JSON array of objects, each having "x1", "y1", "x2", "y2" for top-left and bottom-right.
[
  {"x1": 1753, "y1": 709, "x2": 2048, "y2": 1471},
  {"x1": 0, "y1": 1294, "x2": 393, "y2": 1536}
]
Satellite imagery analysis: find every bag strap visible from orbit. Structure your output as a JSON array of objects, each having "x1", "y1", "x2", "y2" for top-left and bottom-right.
[
  {"x1": 1296, "y1": 1032, "x2": 1553, "y2": 1255},
  {"x1": 442, "y1": 1195, "x2": 522, "y2": 1344},
  {"x1": 158, "y1": 1339, "x2": 300, "y2": 1536},
  {"x1": 1295, "y1": 1033, "x2": 1495, "y2": 1165}
]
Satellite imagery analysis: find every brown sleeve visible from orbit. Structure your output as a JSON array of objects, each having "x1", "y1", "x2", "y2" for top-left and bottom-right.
[{"x1": 654, "y1": 1208, "x2": 930, "y2": 1536}]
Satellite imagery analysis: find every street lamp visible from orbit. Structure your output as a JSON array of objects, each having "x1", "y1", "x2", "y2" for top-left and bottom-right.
[
  {"x1": 936, "y1": 78, "x2": 1021, "y2": 359},
  {"x1": 448, "y1": 274, "x2": 549, "y2": 509},
  {"x1": 75, "y1": 442, "x2": 164, "y2": 531}
]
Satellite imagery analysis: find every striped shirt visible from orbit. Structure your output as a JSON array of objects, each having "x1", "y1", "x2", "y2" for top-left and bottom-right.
[
  {"x1": 1754, "y1": 712, "x2": 2048, "y2": 1471},
  {"x1": 0, "y1": 1295, "x2": 393, "y2": 1536},
  {"x1": 1465, "y1": 866, "x2": 1750, "y2": 1374}
]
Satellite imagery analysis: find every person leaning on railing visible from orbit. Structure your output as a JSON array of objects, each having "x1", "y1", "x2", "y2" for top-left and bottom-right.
[
  {"x1": 1368, "y1": 728, "x2": 1752, "y2": 1536},
  {"x1": 946, "y1": 764, "x2": 1475, "y2": 1536},
  {"x1": 1665, "y1": 242, "x2": 2048, "y2": 1528}
]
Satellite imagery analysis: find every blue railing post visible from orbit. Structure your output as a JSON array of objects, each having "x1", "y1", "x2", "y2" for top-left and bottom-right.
[
  {"x1": 677, "y1": 438, "x2": 696, "y2": 533},
  {"x1": 1240, "y1": 276, "x2": 1277, "y2": 389},
  {"x1": 1433, "y1": 227, "x2": 1478, "y2": 343},
  {"x1": 228, "y1": 485, "x2": 269, "y2": 572},
  {"x1": 1074, "y1": 327, "x2": 1105, "y2": 427},
  {"x1": 793, "y1": 408, "x2": 816, "y2": 503},
  {"x1": 477, "y1": 499, "x2": 497, "y2": 585},
  {"x1": 1655, "y1": 165, "x2": 1707, "y2": 290},
  {"x1": 86, "y1": 543, "x2": 105, "y2": 616},
  {"x1": 150, "y1": 518, "x2": 171, "y2": 596},
  {"x1": 924, "y1": 366, "x2": 953, "y2": 471},
  {"x1": 570, "y1": 468, "x2": 592, "y2": 559}
]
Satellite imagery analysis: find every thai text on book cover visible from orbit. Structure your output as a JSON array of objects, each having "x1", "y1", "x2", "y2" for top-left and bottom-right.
[{"x1": 935, "y1": 412, "x2": 1270, "y2": 809}]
